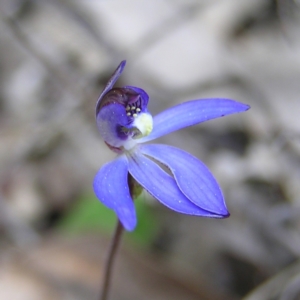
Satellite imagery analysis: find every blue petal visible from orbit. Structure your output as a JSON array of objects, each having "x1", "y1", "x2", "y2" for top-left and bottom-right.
[
  {"x1": 96, "y1": 103, "x2": 130, "y2": 148},
  {"x1": 140, "y1": 144, "x2": 229, "y2": 216},
  {"x1": 139, "y1": 98, "x2": 250, "y2": 142},
  {"x1": 93, "y1": 155, "x2": 137, "y2": 231},
  {"x1": 127, "y1": 150, "x2": 225, "y2": 218},
  {"x1": 95, "y1": 60, "x2": 126, "y2": 115}
]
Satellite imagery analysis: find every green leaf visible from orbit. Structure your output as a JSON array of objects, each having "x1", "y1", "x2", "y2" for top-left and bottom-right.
[
  {"x1": 57, "y1": 193, "x2": 116, "y2": 234},
  {"x1": 57, "y1": 192, "x2": 159, "y2": 247}
]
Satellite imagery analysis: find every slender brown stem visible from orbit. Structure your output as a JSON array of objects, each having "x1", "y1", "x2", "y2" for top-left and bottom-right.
[{"x1": 99, "y1": 220, "x2": 124, "y2": 300}]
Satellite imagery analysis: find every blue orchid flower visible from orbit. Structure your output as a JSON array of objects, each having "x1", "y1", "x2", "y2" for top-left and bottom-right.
[{"x1": 93, "y1": 60, "x2": 250, "y2": 231}]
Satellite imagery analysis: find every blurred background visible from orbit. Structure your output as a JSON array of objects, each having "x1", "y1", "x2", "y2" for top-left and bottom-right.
[{"x1": 1, "y1": 0, "x2": 300, "y2": 299}]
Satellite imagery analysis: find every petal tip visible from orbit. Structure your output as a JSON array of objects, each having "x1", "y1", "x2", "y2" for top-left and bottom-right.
[
  {"x1": 207, "y1": 208, "x2": 230, "y2": 219},
  {"x1": 221, "y1": 210, "x2": 230, "y2": 218},
  {"x1": 124, "y1": 223, "x2": 136, "y2": 231},
  {"x1": 120, "y1": 218, "x2": 136, "y2": 231},
  {"x1": 231, "y1": 100, "x2": 250, "y2": 113},
  {"x1": 217, "y1": 204, "x2": 230, "y2": 218},
  {"x1": 119, "y1": 60, "x2": 126, "y2": 71},
  {"x1": 116, "y1": 207, "x2": 137, "y2": 231},
  {"x1": 243, "y1": 103, "x2": 251, "y2": 111}
]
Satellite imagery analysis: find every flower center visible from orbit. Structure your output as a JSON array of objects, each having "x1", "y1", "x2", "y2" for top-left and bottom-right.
[
  {"x1": 126, "y1": 103, "x2": 141, "y2": 118},
  {"x1": 131, "y1": 112, "x2": 153, "y2": 138},
  {"x1": 96, "y1": 86, "x2": 153, "y2": 152}
]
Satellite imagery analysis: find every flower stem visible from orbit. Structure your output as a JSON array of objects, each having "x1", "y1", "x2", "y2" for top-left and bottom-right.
[{"x1": 99, "y1": 220, "x2": 124, "y2": 300}]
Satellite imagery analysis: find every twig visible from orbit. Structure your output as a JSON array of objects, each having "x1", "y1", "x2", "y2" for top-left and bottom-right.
[{"x1": 99, "y1": 220, "x2": 124, "y2": 300}]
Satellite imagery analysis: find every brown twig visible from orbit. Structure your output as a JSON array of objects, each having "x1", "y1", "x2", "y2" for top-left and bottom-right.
[{"x1": 99, "y1": 220, "x2": 124, "y2": 300}]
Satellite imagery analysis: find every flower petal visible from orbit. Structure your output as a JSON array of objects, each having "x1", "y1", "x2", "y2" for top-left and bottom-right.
[
  {"x1": 95, "y1": 60, "x2": 126, "y2": 116},
  {"x1": 140, "y1": 144, "x2": 229, "y2": 216},
  {"x1": 96, "y1": 103, "x2": 130, "y2": 148},
  {"x1": 93, "y1": 155, "x2": 136, "y2": 231},
  {"x1": 127, "y1": 150, "x2": 225, "y2": 218},
  {"x1": 139, "y1": 98, "x2": 250, "y2": 142}
]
